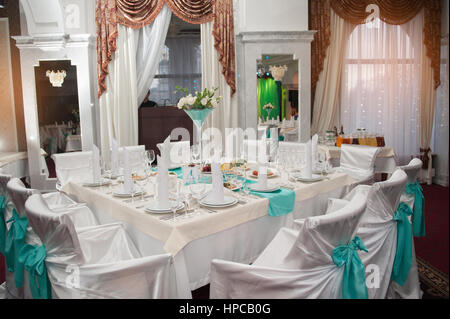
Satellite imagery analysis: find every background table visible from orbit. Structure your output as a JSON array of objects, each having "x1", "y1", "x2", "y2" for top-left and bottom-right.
[{"x1": 318, "y1": 145, "x2": 398, "y2": 174}]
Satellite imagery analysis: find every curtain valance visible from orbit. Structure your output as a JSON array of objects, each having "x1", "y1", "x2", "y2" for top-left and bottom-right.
[
  {"x1": 310, "y1": 0, "x2": 441, "y2": 92},
  {"x1": 97, "y1": 0, "x2": 235, "y2": 98}
]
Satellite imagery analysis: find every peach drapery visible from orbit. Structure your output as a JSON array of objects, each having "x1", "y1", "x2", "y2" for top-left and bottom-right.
[
  {"x1": 96, "y1": 0, "x2": 235, "y2": 98},
  {"x1": 310, "y1": 0, "x2": 441, "y2": 93}
]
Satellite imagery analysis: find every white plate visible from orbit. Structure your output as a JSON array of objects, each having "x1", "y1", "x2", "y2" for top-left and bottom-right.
[
  {"x1": 144, "y1": 201, "x2": 185, "y2": 214},
  {"x1": 293, "y1": 174, "x2": 324, "y2": 182},
  {"x1": 200, "y1": 195, "x2": 238, "y2": 207},
  {"x1": 113, "y1": 190, "x2": 145, "y2": 198},
  {"x1": 82, "y1": 179, "x2": 110, "y2": 187},
  {"x1": 223, "y1": 184, "x2": 241, "y2": 192},
  {"x1": 249, "y1": 171, "x2": 278, "y2": 179},
  {"x1": 249, "y1": 184, "x2": 280, "y2": 193}
]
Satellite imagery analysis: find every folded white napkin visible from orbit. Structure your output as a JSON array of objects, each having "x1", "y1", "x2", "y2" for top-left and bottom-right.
[
  {"x1": 311, "y1": 134, "x2": 318, "y2": 168},
  {"x1": 304, "y1": 140, "x2": 312, "y2": 179},
  {"x1": 123, "y1": 147, "x2": 134, "y2": 193},
  {"x1": 256, "y1": 164, "x2": 268, "y2": 188},
  {"x1": 157, "y1": 155, "x2": 169, "y2": 209},
  {"x1": 204, "y1": 162, "x2": 225, "y2": 204},
  {"x1": 157, "y1": 135, "x2": 172, "y2": 166},
  {"x1": 92, "y1": 145, "x2": 101, "y2": 183},
  {"x1": 111, "y1": 138, "x2": 119, "y2": 176},
  {"x1": 258, "y1": 134, "x2": 268, "y2": 164}
]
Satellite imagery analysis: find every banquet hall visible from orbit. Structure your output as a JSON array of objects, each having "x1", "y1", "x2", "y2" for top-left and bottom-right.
[{"x1": 0, "y1": 0, "x2": 448, "y2": 301}]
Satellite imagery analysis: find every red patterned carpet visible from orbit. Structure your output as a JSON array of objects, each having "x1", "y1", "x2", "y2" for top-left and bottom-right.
[{"x1": 414, "y1": 184, "x2": 449, "y2": 275}]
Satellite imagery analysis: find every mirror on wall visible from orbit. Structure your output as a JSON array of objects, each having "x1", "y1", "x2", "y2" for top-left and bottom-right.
[
  {"x1": 256, "y1": 54, "x2": 298, "y2": 141},
  {"x1": 35, "y1": 60, "x2": 81, "y2": 175}
]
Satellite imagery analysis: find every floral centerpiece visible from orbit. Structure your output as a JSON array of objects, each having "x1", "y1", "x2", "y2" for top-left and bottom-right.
[
  {"x1": 174, "y1": 86, "x2": 222, "y2": 110},
  {"x1": 263, "y1": 103, "x2": 275, "y2": 120},
  {"x1": 174, "y1": 86, "x2": 222, "y2": 162}
]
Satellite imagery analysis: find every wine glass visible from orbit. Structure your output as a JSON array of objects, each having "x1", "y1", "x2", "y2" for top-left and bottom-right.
[
  {"x1": 135, "y1": 164, "x2": 150, "y2": 202},
  {"x1": 169, "y1": 195, "x2": 180, "y2": 223},
  {"x1": 189, "y1": 183, "x2": 205, "y2": 216},
  {"x1": 145, "y1": 150, "x2": 156, "y2": 168},
  {"x1": 178, "y1": 182, "x2": 192, "y2": 220},
  {"x1": 191, "y1": 145, "x2": 200, "y2": 164}
]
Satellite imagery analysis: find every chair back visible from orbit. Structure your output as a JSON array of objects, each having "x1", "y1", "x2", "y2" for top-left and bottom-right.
[
  {"x1": 52, "y1": 151, "x2": 93, "y2": 187},
  {"x1": 242, "y1": 139, "x2": 269, "y2": 163},
  {"x1": 25, "y1": 193, "x2": 84, "y2": 265},
  {"x1": 118, "y1": 145, "x2": 145, "y2": 171},
  {"x1": 286, "y1": 192, "x2": 368, "y2": 270},
  {"x1": 6, "y1": 178, "x2": 37, "y2": 219},
  {"x1": 340, "y1": 144, "x2": 381, "y2": 180},
  {"x1": 399, "y1": 158, "x2": 422, "y2": 184},
  {"x1": 0, "y1": 173, "x2": 12, "y2": 196}
]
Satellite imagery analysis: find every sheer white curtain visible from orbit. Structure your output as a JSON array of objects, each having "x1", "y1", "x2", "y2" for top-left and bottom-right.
[
  {"x1": 340, "y1": 11, "x2": 424, "y2": 164},
  {"x1": 99, "y1": 5, "x2": 171, "y2": 158},
  {"x1": 201, "y1": 21, "x2": 238, "y2": 142},
  {"x1": 150, "y1": 37, "x2": 202, "y2": 106}
]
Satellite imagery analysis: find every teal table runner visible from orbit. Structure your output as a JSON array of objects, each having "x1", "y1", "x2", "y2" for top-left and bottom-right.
[{"x1": 244, "y1": 178, "x2": 295, "y2": 217}]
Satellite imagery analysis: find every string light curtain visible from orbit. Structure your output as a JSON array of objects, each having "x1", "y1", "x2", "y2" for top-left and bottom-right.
[{"x1": 96, "y1": 0, "x2": 235, "y2": 98}]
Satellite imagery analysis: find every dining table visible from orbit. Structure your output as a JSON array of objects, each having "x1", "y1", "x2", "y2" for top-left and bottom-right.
[{"x1": 62, "y1": 166, "x2": 357, "y2": 298}]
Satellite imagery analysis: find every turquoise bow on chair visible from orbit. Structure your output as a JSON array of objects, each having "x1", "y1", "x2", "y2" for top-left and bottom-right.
[
  {"x1": 332, "y1": 236, "x2": 369, "y2": 299},
  {"x1": 391, "y1": 202, "x2": 413, "y2": 286},
  {"x1": 18, "y1": 244, "x2": 52, "y2": 299},
  {"x1": 0, "y1": 196, "x2": 7, "y2": 255},
  {"x1": 405, "y1": 182, "x2": 425, "y2": 237},
  {"x1": 5, "y1": 209, "x2": 28, "y2": 288}
]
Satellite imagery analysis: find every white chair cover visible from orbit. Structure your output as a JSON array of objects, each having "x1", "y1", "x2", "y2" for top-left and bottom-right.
[
  {"x1": 277, "y1": 141, "x2": 305, "y2": 154},
  {"x1": 25, "y1": 194, "x2": 181, "y2": 298},
  {"x1": 338, "y1": 144, "x2": 381, "y2": 182},
  {"x1": 118, "y1": 145, "x2": 145, "y2": 172},
  {"x1": 210, "y1": 192, "x2": 368, "y2": 299},
  {"x1": 0, "y1": 174, "x2": 22, "y2": 299},
  {"x1": 398, "y1": 158, "x2": 423, "y2": 210},
  {"x1": 242, "y1": 139, "x2": 269, "y2": 163},
  {"x1": 327, "y1": 169, "x2": 420, "y2": 298},
  {"x1": 52, "y1": 151, "x2": 93, "y2": 189}
]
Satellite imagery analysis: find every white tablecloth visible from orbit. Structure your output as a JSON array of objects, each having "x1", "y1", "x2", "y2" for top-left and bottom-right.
[
  {"x1": 318, "y1": 145, "x2": 398, "y2": 174},
  {"x1": 62, "y1": 171, "x2": 357, "y2": 294}
]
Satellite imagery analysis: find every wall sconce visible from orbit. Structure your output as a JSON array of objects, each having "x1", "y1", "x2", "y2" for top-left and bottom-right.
[{"x1": 46, "y1": 70, "x2": 67, "y2": 87}]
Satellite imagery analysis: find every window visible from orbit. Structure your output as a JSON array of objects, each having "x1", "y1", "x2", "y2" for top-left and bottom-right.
[
  {"x1": 340, "y1": 16, "x2": 423, "y2": 163},
  {"x1": 150, "y1": 16, "x2": 201, "y2": 106}
]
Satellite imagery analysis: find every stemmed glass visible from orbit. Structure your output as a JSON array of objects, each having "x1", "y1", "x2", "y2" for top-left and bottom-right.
[
  {"x1": 178, "y1": 182, "x2": 192, "y2": 219},
  {"x1": 191, "y1": 145, "x2": 200, "y2": 165},
  {"x1": 170, "y1": 195, "x2": 180, "y2": 223},
  {"x1": 145, "y1": 150, "x2": 156, "y2": 169},
  {"x1": 189, "y1": 183, "x2": 206, "y2": 216},
  {"x1": 135, "y1": 164, "x2": 151, "y2": 202}
]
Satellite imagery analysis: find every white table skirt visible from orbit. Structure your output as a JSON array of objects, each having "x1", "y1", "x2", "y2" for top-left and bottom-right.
[
  {"x1": 65, "y1": 135, "x2": 82, "y2": 152},
  {"x1": 63, "y1": 172, "x2": 357, "y2": 295}
]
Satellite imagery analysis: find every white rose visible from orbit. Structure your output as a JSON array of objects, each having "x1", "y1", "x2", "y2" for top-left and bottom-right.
[
  {"x1": 177, "y1": 97, "x2": 186, "y2": 109},
  {"x1": 187, "y1": 96, "x2": 196, "y2": 105},
  {"x1": 201, "y1": 98, "x2": 208, "y2": 106},
  {"x1": 209, "y1": 89, "x2": 215, "y2": 95},
  {"x1": 211, "y1": 99, "x2": 218, "y2": 108}
]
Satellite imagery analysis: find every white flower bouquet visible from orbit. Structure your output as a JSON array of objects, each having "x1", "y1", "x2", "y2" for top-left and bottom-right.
[
  {"x1": 174, "y1": 86, "x2": 222, "y2": 110},
  {"x1": 263, "y1": 103, "x2": 275, "y2": 110}
]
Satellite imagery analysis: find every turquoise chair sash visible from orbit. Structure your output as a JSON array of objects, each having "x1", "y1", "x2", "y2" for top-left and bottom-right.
[
  {"x1": 391, "y1": 202, "x2": 413, "y2": 286},
  {"x1": 0, "y1": 196, "x2": 6, "y2": 255},
  {"x1": 5, "y1": 209, "x2": 28, "y2": 288},
  {"x1": 405, "y1": 182, "x2": 425, "y2": 237},
  {"x1": 18, "y1": 244, "x2": 52, "y2": 299},
  {"x1": 332, "y1": 236, "x2": 369, "y2": 299}
]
